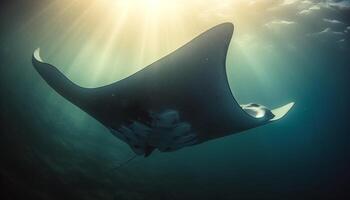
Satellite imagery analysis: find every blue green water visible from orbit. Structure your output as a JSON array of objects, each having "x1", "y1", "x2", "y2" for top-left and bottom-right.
[{"x1": 1, "y1": 1, "x2": 349, "y2": 199}]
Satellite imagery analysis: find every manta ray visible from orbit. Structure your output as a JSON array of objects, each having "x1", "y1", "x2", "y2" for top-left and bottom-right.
[{"x1": 32, "y1": 23, "x2": 294, "y2": 157}]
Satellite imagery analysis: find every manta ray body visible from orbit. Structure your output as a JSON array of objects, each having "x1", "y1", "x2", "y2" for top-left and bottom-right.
[{"x1": 32, "y1": 23, "x2": 294, "y2": 156}]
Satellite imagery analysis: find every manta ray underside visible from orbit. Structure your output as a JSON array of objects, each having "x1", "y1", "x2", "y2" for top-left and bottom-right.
[{"x1": 32, "y1": 23, "x2": 294, "y2": 156}]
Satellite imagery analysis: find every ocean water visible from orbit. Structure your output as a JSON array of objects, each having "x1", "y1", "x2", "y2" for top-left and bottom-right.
[{"x1": 1, "y1": 1, "x2": 349, "y2": 199}]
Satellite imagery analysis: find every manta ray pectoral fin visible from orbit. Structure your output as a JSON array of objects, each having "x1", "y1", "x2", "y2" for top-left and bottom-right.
[
  {"x1": 32, "y1": 48, "x2": 90, "y2": 106},
  {"x1": 269, "y1": 102, "x2": 295, "y2": 121},
  {"x1": 33, "y1": 48, "x2": 44, "y2": 62}
]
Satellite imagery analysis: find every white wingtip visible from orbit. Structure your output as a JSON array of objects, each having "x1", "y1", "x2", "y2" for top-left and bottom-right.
[
  {"x1": 33, "y1": 48, "x2": 43, "y2": 62},
  {"x1": 270, "y1": 102, "x2": 294, "y2": 121}
]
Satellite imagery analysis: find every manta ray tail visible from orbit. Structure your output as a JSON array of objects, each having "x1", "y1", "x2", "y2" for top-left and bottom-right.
[{"x1": 32, "y1": 48, "x2": 90, "y2": 106}]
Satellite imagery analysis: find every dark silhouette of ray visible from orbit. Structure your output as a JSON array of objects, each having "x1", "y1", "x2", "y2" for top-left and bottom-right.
[{"x1": 32, "y1": 23, "x2": 294, "y2": 156}]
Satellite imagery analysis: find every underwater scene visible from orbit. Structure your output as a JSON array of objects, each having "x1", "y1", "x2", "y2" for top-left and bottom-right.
[{"x1": 1, "y1": 0, "x2": 349, "y2": 199}]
